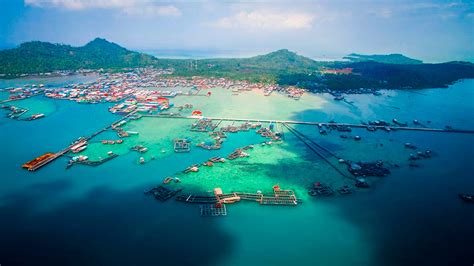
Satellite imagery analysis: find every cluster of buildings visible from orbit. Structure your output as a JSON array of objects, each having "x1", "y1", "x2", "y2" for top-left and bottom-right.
[
  {"x1": 1, "y1": 85, "x2": 45, "y2": 102},
  {"x1": 3, "y1": 67, "x2": 307, "y2": 114}
]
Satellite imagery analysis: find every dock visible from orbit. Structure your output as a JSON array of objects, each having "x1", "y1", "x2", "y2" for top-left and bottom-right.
[{"x1": 22, "y1": 111, "x2": 137, "y2": 171}]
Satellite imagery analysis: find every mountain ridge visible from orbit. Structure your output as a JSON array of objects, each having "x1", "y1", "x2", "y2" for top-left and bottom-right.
[{"x1": 344, "y1": 53, "x2": 423, "y2": 64}]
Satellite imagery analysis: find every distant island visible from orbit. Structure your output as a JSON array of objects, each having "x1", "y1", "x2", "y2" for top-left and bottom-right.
[
  {"x1": 1, "y1": 38, "x2": 473, "y2": 93},
  {"x1": 343, "y1": 53, "x2": 423, "y2": 64}
]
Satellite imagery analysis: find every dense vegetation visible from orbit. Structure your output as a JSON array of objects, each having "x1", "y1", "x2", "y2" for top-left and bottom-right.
[
  {"x1": 1, "y1": 38, "x2": 473, "y2": 91},
  {"x1": 278, "y1": 61, "x2": 474, "y2": 91},
  {"x1": 170, "y1": 49, "x2": 322, "y2": 83},
  {"x1": 0, "y1": 38, "x2": 158, "y2": 74}
]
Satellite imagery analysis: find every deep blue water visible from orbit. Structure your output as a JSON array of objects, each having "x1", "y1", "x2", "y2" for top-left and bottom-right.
[{"x1": 0, "y1": 79, "x2": 473, "y2": 266}]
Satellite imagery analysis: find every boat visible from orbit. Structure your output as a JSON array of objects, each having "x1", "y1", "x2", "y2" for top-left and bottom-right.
[
  {"x1": 458, "y1": 194, "x2": 474, "y2": 203},
  {"x1": 355, "y1": 178, "x2": 369, "y2": 188},
  {"x1": 139, "y1": 157, "x2": 145, "y2": 164},
  {"x1": 72, "y1": 145, "x2": 87, "y2": 153},
  {"x1": 337, "y1": 186, "x2": 353, "y2": 195},
  {"x1": 26, "y1": 113, "x2": 45, "y2": 121}
]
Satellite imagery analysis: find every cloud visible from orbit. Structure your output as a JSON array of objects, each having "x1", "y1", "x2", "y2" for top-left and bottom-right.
[
  {"x1": 24, "y1": 0, "x2": 181, "y2": 17},
  {"x1": 122, "y1": 5, "x2": 181, "y2": 17},
  {"x1": 368, "y1": 1, "x2": 473, "y2": 19},
  {"x1": 215, "y1": 11, "x2": 314, "y2": 31}
]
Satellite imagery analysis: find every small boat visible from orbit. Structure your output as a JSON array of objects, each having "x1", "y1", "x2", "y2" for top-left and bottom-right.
[
  {"x1": 139, "y1": 157, "x2": 145, "y2": 164},
  {"x1": 203, "y1": 161, "x2": 213, "y2": 167},
  {"x1": 404, "y1": 143, "x2": 417, "y2": 149},
  {"x1": 337, "y1": 186, "x2": 353, "y2": 195},
  {"x1": 355, "y1": 178, "x2": 369, "y2": 188},
  {"x1": 458, "y1": 194, "x2": 474, "y2": 203}
]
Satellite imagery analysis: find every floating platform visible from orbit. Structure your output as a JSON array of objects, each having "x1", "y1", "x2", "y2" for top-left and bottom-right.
[
  {"x1": 22, "y1": 152, "x2": 57, "y2": 171},
  {"x1": 309, "y1": 184, "x2": 334, "y2": 197},
  {"x1": 177, "y1": 188, "x2": 301, "y2": 206},
  {"x1": 69, "y1": 153, "x2": 118, "y2": 168},
  {"x1": 261, "y1": 195, "x2": 299, "y2": 205},
  {"x1": 174, "y1": 139, "x2": 191, "y2": 152},
  {"x1": 200, "y1": 204, "x2": 227, "y2": 217}
]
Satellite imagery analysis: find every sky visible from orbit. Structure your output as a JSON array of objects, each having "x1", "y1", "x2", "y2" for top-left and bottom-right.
[{"x1": 0, "y1": 0, "x2": 473, "y2": 62}]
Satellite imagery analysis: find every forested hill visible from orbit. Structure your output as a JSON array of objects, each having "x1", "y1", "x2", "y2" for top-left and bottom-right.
[{"x1": 0, "y1": 38, "x2": 158, "y2": 75}]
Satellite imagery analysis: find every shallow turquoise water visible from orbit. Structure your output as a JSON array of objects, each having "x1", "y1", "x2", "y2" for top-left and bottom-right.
[{"x1": 0, "y1": 77, "x2": 473, "y2": 266}]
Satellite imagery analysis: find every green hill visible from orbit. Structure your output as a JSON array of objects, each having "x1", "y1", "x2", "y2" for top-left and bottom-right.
[
  {"x1": 344, "y1": 53, "x2": 423, "y2": 64},
  {"x1": 0, "y1": 38, "x2": 158, "y2": 75},
  {"x1": 173, "y1": 49, "x2": 322, "y2": 82}
]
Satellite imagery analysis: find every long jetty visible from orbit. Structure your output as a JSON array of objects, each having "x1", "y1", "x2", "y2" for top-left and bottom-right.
[
  {"x1": 26, "y1": 111, "x2": 137, "y2": 171},
  {"x1": 142, "y1": 114, "x2": 474, "y2": 134}
]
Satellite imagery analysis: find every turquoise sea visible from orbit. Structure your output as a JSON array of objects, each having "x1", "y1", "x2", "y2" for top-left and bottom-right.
[{"x1": 0, "y1": 76, "x2": 473, "y2": 266}]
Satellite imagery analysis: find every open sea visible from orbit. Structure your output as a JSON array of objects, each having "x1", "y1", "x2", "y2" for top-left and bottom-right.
[{"x1": 0, "y1": 76, "x2": 473, "y2": 266}]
